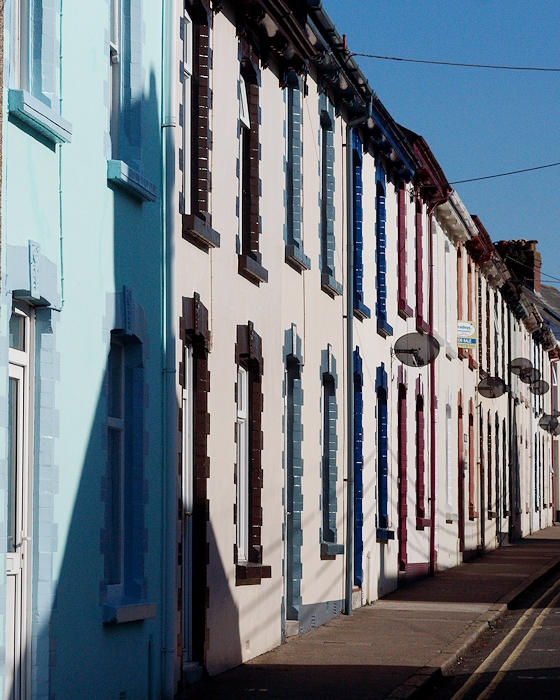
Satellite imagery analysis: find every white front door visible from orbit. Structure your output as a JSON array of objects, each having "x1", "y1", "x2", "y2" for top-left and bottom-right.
[{"x1": 6, "y1": 307, "x2": 32, "y2": 700}]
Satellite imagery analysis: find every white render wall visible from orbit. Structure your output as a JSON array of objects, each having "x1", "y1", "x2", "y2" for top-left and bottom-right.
[{"x1": 172, "y1": 0, "x2": 559, "y2": 683}]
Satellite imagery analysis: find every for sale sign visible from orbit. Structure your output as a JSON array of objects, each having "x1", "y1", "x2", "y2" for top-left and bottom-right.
[{"x1": 457, "y1": 320, "x2": 477, "y2": 348}]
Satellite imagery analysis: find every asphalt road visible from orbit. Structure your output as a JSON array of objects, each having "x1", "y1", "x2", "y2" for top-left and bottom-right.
[{"x1": 419, "y1": 566, "x2": 560, "y2": 700}]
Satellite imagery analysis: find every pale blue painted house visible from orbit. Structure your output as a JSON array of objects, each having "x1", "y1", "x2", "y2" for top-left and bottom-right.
[{"x1": 1, "y1": 0, "x2": 173, "y2": 697}]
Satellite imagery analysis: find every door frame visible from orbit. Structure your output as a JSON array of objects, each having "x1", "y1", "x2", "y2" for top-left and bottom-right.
[{"x1": 6, "y1": 302, "x2": 34, "y2": 700}]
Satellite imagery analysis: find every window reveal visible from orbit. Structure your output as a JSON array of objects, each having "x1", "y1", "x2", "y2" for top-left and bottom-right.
[
  {"x1": 237, "y1": 50, "x2": 268, "y2": 284},
  {"x1": 235, "y1": 323, "x2": 270, "y2": 583}
]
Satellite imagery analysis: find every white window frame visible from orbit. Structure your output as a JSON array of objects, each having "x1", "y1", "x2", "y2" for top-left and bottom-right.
[
  {"x1": 444, "y1": 240, "x2": 451, "y2": 346},
  {"x1": 238, "y1": 75, "x2": 250, "y2": 243},
  {"x1": 236, "y1": 366, "x2": 249, "y2": 564},
  {"x1": 109, "y1": 0, "x2": 121, "y2": 157},
  {"x1": 12, "y1": 0, "x2": 30, "y2": 91}
]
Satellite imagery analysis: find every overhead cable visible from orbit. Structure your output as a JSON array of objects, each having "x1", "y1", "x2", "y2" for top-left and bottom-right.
[
  {"x1": 450, "y1": 162, "x2": 560, "y2": 185},
  {"x1": 350, "y1": 52, "x2": 560, "y2": 73}
]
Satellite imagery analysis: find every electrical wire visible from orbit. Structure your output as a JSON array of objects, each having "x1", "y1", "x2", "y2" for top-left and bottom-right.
[
  {"x1": 503, "y1": 256, "x2": 560, "y2": 285},
  {"x1": 350, "y1": 52, "x2": 560, "y2": 73},
  {"x1": 449, "y1": 161, "x2": 560, "y2": 184}
]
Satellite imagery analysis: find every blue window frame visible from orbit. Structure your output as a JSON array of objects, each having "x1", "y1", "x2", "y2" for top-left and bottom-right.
[
  {"x1": 319, "y1": 95, "x2": 342, "y2": 297},
  {"x1": 352, "y1": 132, "x2": 370, "y2": 320},
  {"x1": 285, "y1": 73, "x2": 310, "y2": 271},
  {"x1": 284, "y1": 325, "x2": 304, "y2": 619},
  {"x1": 354, "y1": 348, "x2": 364, "y2": 585},
  {"x1": 320, "y1": 346, "x2": 343, "y2": 556},
  {"x1": 376, "y1": 363, "x2": 393, "y2": 539},
  {"x1": 375, "y1": 166, "x2": 393, "y2": 337}
]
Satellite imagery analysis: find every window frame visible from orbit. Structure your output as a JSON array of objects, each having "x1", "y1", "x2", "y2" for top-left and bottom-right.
[
  {"x1": 237, "y1": 54, "x2": 268, "y2": 285},
  {"x1": 234, "y1": 323, "x2": 270, "y2": 584},
  {"x1": 236, "y1": 365, "x2": 250, "y2": 565},
  {"x1": 375, "y1": 169, "x2": 393, "y2": 337}
]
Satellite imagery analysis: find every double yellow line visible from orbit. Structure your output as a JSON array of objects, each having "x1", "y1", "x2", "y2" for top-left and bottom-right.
[{"x1": 451, "y1": 577, "x2": 560, "y2": 700}]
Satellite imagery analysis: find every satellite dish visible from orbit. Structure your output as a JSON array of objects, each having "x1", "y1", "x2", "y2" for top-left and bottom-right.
[
  {"x1": 509, "y1": 358, "x2": 532, "y2": 375},
  {"x1": 539, "y1": 414, "x2": 559, "y2": 433},
  {"x1": 509, "y1": 358, "x2": 536, "y2": 383},
  {"x1": 394, "y1": 332, "x2": 440, "y2": 368},
  {"x1": 477, "y1": 376, "x2": 507, "y2": 399},
  {"x1": 521, "y1": 368, "x2": 541, "y2": 384},
  {"x1": 530, "y1": 380, "x2": 549, "y2": 396}
]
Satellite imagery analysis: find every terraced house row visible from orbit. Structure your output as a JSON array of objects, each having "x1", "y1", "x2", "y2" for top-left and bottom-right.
[{"x1": 1, "y1": 0, "x2": 559, "y2": 698}]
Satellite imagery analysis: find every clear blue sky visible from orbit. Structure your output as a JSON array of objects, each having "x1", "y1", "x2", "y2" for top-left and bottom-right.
[{"x1": 323, "y1": 0, "x2": 560, "y2": 287}]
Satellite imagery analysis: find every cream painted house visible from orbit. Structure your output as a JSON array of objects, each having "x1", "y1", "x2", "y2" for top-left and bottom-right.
[{"x1": 169, "y1": 0, "x2": 559, "y2": 691}]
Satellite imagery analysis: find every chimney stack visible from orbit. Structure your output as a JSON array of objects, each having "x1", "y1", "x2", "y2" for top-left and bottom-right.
[{"x1": 495, "y1": 239, "x2": 542, "y2": 294}]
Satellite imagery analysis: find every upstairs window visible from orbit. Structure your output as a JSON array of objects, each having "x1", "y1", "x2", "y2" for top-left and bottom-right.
[
  {"x1": 237, "y1": 54, "x2": 268, "y2": 285},
  {"x1": 352, "y1": 131, "x2": 370, "y2": 319},
  {"x1": 181, "y1": 6, "x2": 220, "y2": 247},
  {"x1": 397, "y1": 183, "x2": 413, "y2": 318},
  {"x1": 375, "y1": 167, "x2": 392, "y2": 337},
  {"x1": 415, "y1": 197, "x2": 428, "y2": 331},
  {"x1": 109, "y1": 0, "x2": 142, "y2": 164},
  {"x1": 12, "y1": 0, "x2": 58, "y2": 106},
  {"x1": 285, "y1": 72, "x2": 310, "y2": 271},
  {"x1": 319, "y1": 95, "x2": 341, "y2": 297}
]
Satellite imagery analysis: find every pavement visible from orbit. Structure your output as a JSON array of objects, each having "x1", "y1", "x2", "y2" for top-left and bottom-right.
[{"x1": 184, "y1": 526, "x2": 560, "y2": 700}]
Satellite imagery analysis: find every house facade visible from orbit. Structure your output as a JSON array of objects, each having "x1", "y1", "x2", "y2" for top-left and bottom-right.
[{"x1": 0, "y1": 0, "x2": 558, "y2": 698}]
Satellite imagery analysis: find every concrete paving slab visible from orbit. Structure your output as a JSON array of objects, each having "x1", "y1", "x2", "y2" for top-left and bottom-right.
[{"x1": 183, "y1": 526, "x2": 560, "y2": 700}]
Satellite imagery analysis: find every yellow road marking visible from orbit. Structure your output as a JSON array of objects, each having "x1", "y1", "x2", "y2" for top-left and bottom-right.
[
  {"x1": 450, "y1": 576, "x2": 560, "y2": 700},
  {"x1": 475, "y1": 589, "x2": 560, "y2": 699}
]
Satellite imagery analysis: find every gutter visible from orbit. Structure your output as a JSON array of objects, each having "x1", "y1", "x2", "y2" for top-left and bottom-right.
[
  {"x1": 306, "y1": 0, "x2": 418, "y2": 179},
  {"x1": 344, "y1": 121, "x2": 355, "y2": 616},
  {"x1": 161, "y1": 0, "x2": 178, "y2": 696},
  {"x1": 344, "y1": 104, "x2": 371, "y2": 615}
]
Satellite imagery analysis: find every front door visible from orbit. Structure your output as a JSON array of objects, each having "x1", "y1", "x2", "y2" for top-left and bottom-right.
[
  {"x1": 182, "y1": 344, "x2": 194, "y2": 665},
  {"x1": 6, "y1": 306, "x2": 32, "y2": 700}
]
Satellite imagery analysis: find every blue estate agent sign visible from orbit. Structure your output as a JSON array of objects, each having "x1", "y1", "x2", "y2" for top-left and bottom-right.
[{"x1": 458, "y1": 320, "x2": 477, "y2": 348}]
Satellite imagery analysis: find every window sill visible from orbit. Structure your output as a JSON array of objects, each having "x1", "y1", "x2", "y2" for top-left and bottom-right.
[
  {"x1": 416, "y1": 517, "x2": 431, "y2": 530},
  {"x1": 320, "y1": 542, "x2": 344, "y2": 557},
  {"x1": 377, "y1": 317, "x2": 394, "y2": 338},
  {"x1": 285, "y1": 245, "x2": 311, "y2": 272},
  {"x1": 238, "y1": 254, "x2": 269, "y2": 285},
  {"x1": 235, "y1": 563, "x2": 272, "y2": 585},
  {"x1": 107, "y1": 160, "x2": 157, "y2": 202},
  {"x1": 321, "y1": 273, "x2": 343, "y2": 297},
  {"x1": 445, "y1": 512, "x2": 459, "y2": 523},
  {"x1": 488, "y1": 510, "x2": 497, "y2": 520},
  {"x1": 445, "y1": 345, "x2": 458, "y2": 360},
  {"x1": 354, "y1": 300, "x2": 371, "y2": 321},
  {"x1": 8, "y1": 89, "x2": 72, "y2": 144},
  {"x1": 416, "y1": 317, "x2": 430, "y2": 334},
  {"x1": 376, "y1": 528, "x2": 395, "y2": 542},
  {"x1": 103, "y1": 600, "x2": 157, "y2": 624},
  {"x1": 398, "y1": 301, "x2": 414, "y2": 320},
  {"x1": 183, "y1": 214, "x2": 220, "y2": 248},
  {"x1": 468, "y1": 354, "x2": 478, "y2": 371}
]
